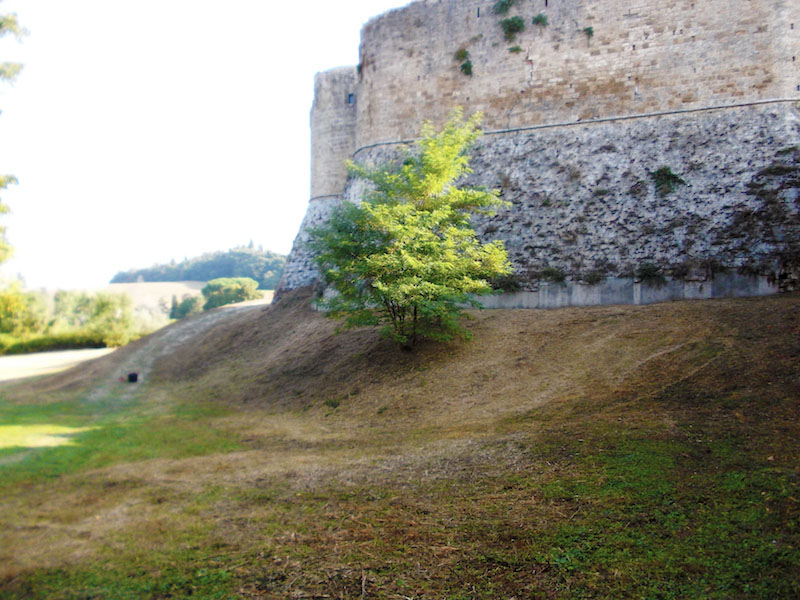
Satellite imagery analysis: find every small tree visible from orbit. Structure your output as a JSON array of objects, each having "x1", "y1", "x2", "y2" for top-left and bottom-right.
[
  {"x1": 0, "y1": 283, "x2": 45, "y2": 336},
  {"x1": 172, "y1": 295, "x2": 203, "y2": 319},
  {"x1": 311, "y1": 109, "x2": 511, "y2": 349},
  {"x1": 85, "y1": 292, "x2": 137, "y2": 347},
  {"x1": 201, "y1": 277, "x2": 262, "y2": 310}
]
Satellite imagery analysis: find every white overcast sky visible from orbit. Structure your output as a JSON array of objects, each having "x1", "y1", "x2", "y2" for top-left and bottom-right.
[{"x1": 0, "y1": 0, "x2": 410, "y2": 289}]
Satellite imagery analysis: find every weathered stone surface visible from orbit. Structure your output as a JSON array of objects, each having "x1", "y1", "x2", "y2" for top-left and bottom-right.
[
  {"x1": 355, "y1": 0, "x2": 800, "y2": 145},
  {"x1": 278, "y1": 0, "x2": 800, "y2": 305}
]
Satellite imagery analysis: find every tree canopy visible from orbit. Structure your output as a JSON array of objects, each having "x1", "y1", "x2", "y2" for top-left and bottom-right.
[
  {"x1": 111, "y1": 246, "x2": 286, "y2": 290},
  {"x1": 201, "y1": 277, "x2": 262, "y2": 310},
  {"x1": 0, "y1": 5, "x2": 25, "y2": 264},
  {"x1": 0, "y1": 8, "x2": 25, "y2": 83},
  {"x1": 311, "y1": 109, "x2": 511, "y2": 348}
]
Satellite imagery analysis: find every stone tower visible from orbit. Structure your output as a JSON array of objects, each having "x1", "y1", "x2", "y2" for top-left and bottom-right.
[{"x1": 277, "y1": 67, "x2": 358, "y2": 291}]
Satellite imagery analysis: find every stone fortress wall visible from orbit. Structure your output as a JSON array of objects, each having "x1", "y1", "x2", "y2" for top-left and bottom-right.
[{"x1": 278, "y1": 0, "x2": 800, "y2": 307}]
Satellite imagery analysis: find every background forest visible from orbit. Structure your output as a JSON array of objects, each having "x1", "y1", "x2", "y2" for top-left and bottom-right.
[
  {"x1": 111, "y1": 245, "x2": 286, "y2": 290},
  {"x1": 0, "y1": 246, "x2": 284, "y2": 355}
]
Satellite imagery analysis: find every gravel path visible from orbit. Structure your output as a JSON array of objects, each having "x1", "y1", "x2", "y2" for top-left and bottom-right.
[{"x1": 0, "y1": 349, "x2": 116, "y2": 383}]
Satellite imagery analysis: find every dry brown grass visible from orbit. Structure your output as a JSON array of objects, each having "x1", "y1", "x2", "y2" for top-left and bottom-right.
[
  {"x1": 151, "y1": 289, "x2": 768, "y2": 431},
  {"x1": 1, "y1": 290, "x2": 798, "y2": 598}
]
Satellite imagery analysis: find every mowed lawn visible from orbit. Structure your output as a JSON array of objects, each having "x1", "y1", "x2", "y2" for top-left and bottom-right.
[{"x1": 1, "y1": 291, "x2": 798, "y2": 599}]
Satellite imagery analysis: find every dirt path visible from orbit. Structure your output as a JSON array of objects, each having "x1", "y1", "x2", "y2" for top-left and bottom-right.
[{"x1": 0, "y1": 349, "x2": 116, "y2": 383}]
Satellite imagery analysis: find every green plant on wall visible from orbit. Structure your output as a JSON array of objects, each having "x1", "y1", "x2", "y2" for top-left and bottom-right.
[
  {"x1": 454, "y1": 48, "x2": 472, "y2": 76},
  {"x1": 540, "y1": 267, "x2": 566, "y2": 283},
  {"x1": 491, "y1": 0, "x2": 516, "y2": 15},
  {"x1": 583, "y1": 26, "x2": 594, "y2": 39},
  {"x1": 650, "y1": 166, "x2": 686, "y2": 197},
  {"x1": 532, "y1": 14, "x2": 548, "y2": 27},
  {"x1": 636, "y1": 262, "x2": 667, "y2": 287},
  {"x1": 508, "y1": 45, "x2": 522, "y2": 53},
  {"x1": 501, "y1": 16, "x2": 525, "y2": 41}
]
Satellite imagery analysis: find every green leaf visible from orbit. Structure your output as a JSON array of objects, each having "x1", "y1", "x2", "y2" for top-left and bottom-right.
[{"x1": 311, "y1": 110, "x2": 512, "y2": 348}]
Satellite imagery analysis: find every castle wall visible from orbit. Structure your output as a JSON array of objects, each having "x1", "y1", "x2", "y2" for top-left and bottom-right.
[
  {"x1": 350, "y1": 103, "x2": 800, "y2": 291},
  {"x1": 278, "y1": 68, "x2": 357, "y2": 293},
  {"x1": 278, "y1": 0, "x2": 800, "y2": 302},
  {"x1": 356, "y1": 0, "x2": 798, "y2": 146},
  {"x1": 777, "y1": 1, "x2": 800, "y2": 97}
]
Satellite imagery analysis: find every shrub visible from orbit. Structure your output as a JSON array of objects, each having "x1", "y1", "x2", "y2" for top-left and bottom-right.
[
  {"x1": 460, "y1": 60, "x2": 473, "y2": 76},
  {"x1": 509, "y1": 45, "x2": 522, "y2": 53},
  {"x1": 650, "y1": 166, "x2": 686, "y2": 197},
  {"x1": 582, "y1": 269, "x2": 605, "y2": 285},
  {"x1": 491, "y1": 0, "x2": 516, "y2": 15},
  {"x1": 0, "y1": 330, "x2": 109, "y2": 355},
  {"x1": 541, "y1": 267, "x2": 566, "y2": 283},
  {"x1": 454, "y1": 48, "x2": 470, "y2": 62},
  {"x1": 583, "y1": 26, "x2": 594, "y2": 38},
  {"x1": 202, "y1": 277, "x2": 263, "y2": 310},
  {"x1": 501, "y1": 16, "x2": 525, "y2": 41},
  {"x1": 492, "y1": 273, "x2": 523, "y2": 292},
  {"x1": 636, "y1": 262, "x2": 667, "y2": 287},
  {"x1": 0, "y1": 284, "x2": 47, "y2": 336},
  {"x1": 172, "y1": 295, "x2": 203, "y2": 319},
  {"x1": 532, "y1": 13, "x2": 548, "y2": 26}
]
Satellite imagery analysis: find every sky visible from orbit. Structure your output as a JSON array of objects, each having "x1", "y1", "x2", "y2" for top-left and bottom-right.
[{"x1": 0, "y1": 0, "x2": 411, "y2": 290}]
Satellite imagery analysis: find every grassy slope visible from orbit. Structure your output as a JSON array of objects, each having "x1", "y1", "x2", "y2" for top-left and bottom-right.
[{"x1": 0, "y1": 290, "x2": 798, "y2": 599}]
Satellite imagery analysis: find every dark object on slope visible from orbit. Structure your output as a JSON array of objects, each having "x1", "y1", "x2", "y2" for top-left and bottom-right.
[{"x1": 127, "y1": 372, "x2": 138, "y2": 383}]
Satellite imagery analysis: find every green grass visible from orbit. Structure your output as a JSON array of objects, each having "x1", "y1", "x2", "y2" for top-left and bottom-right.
[
  {"x1": 534, "y1": 433, "x2": 799, "y2": 599},
  {"x1": 0, "y1": 385, "x2": 246, "y2": 599},
  {"x1": 4, "y1": 389, "x2": 799, "y2": 598},
  {"x1": 6, "y1": 561, "x2": 235, "y2": 600},
  {"x1": 0, "y1": 393, "x2": 241, "y2": 488}
]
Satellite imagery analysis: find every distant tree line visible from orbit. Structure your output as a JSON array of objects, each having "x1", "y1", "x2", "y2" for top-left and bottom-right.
[
  {"x1": 111, "y1": 245, "x2": 286, "y2": 290},
  {"x1": 0, "y1": 285, "x2": 147, "y2": 354}
]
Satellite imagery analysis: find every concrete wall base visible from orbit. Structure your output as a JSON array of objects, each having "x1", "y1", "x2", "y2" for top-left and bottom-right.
[{"x1": 479, "y1": 273, "x2": 780, "y2": 310}]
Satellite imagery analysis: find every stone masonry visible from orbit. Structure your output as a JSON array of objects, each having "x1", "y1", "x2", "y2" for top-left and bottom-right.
[{"x1": 278, "y1": 0, "x2": 800, "y2": 305}]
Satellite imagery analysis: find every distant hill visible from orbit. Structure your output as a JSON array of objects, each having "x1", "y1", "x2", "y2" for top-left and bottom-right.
[{"x1": 110, "y1": 246, "x2": 286, "y2": 289}]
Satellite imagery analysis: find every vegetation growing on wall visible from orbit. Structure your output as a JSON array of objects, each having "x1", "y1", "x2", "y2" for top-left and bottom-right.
[
  {"x1": 650, "y1": 166, "x2": 687, "y2": 197},
  {"x1": 454, "y1": 48, "x2": 473, "y2": 76},
  {"x1": 532, "y1": 13, "x2": 548, "y2": 27},
  {"x1": 636, "y1": 262, "x2": 667, "y2": 287},
  {"x1": 491, "y1": 0, "x2": 516, "y2": 16},
  {"x1": 500, "y1": 16, "x2": 526, "y2": 41},
  {"x1": 540, "y1": 266, "x2": 566, "y2": 283}
]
